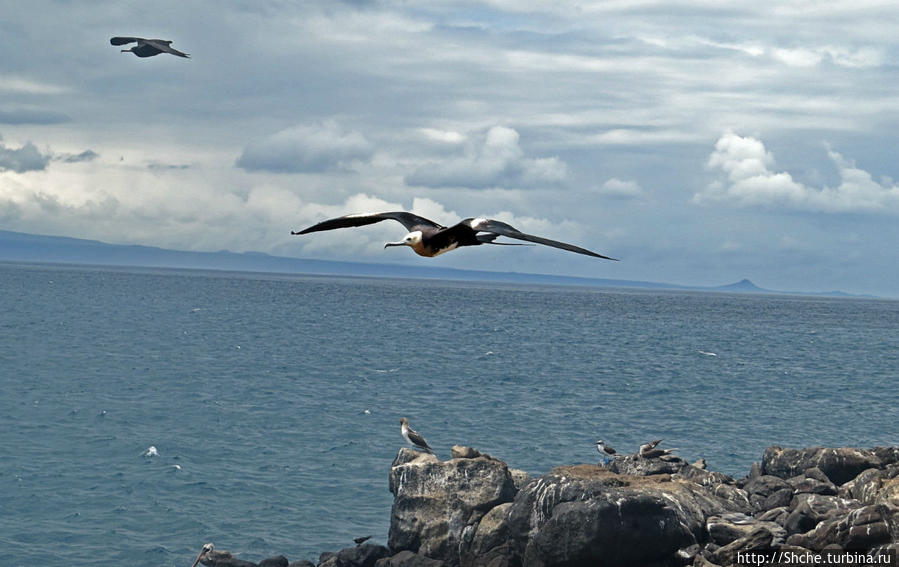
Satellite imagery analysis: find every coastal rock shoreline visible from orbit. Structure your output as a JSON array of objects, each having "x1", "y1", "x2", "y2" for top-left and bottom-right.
[{"x1": 196, "y1": 445, "x2": 899, "y2": 567}]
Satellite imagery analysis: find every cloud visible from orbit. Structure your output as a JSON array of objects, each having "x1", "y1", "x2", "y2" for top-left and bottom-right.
[
  {"x1": 236, "y1": 120, "x2": 373, "y2": 173},
  {"x1": 697, "y1": 131, "x2": 899, "y2": 213},
  {"x1": 596, "y1": 178, "x2": 644, "y2": 199},
  {"x1": 405, "y1": 126, "x2": 568, "y2": 189},
  {"x1": 0, "y1": 107, "x2": 71, "y2": 125},
  {"x1": 0, "y1": 74, "x2": 69, "y2": 95},
  {"x1": 769, "y1": 46, "x2": 884, "y2": 68},
  {"x1": 55, "y1": 150, "x2": 99, "y2": 164},
  {"x1": 0, "y1": 138, "x2": 51, "y2": 173}
]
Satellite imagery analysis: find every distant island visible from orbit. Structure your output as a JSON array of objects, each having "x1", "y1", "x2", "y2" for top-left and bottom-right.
[{"x1": 0, "y1": 229, "x2": 873, "y2": 298}]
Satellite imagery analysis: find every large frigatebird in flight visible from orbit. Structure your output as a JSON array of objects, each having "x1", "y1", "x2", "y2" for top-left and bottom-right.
[
  {"x1": 292, "y1": 212, "x2": 616, "y2": 260},
  {"x1": 111, "y1": 36, "x2": 190, "y2": 58}
]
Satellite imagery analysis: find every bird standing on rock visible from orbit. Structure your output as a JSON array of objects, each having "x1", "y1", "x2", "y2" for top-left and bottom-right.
[
  {"x1": 596, "y1": 440, "x2": 616, "y2": 456},
  {"x1": 639, "y1": 439, "x2": 678, "y2": 459},
  {"x1": 596, "y1": 440, "x2": 616, "y2": 466},
  {"x1": 400, "y1": 417, "x2": 434, "y2": 453}
]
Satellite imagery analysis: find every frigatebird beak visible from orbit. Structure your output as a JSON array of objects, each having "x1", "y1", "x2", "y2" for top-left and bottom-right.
[{"x1": 384, "y1": 241, "x2": 405, "y2": 248}]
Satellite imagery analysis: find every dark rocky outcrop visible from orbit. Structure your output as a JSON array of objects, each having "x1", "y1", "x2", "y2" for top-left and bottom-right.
[
  {"x1": 374, "y1": 550, "x2": 447, "y2": 567},
  {"x1": 762, "y1": 447, "x2": 884, "y2": 485},
  {"x1": 785, "y1": 504, "x2": 895, "y2": 551},
  {"x1": 386, "y1": 445, "x2": 899, "y2": 567},
  {"x1": 195, "y1": 444, "x2": 899, "y2": 567},
  {"x1": 501, "y1": 465, "x2": 739, "y2": 567},
  {"x1": 318, "y1": 544, "x2": 391, "y2": 567},
  {"x1": 388, "y1": 448, "x2": 517, "y2": 566}
]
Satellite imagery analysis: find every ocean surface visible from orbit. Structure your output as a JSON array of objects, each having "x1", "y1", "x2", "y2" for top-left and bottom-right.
[{"x1": 1, "y1": 261, "x2": 896, "y2": 566}]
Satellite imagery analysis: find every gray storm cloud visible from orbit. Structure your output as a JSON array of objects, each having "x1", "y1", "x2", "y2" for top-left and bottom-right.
[
  {"x1": 236, "y1": 121, "x2": 373, "y2": 173},
  {"x1": 0, "y1": 137, "x2": 51, "y2": 173}
]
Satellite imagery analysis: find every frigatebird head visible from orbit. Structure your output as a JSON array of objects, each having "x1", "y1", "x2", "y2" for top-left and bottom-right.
[{"x1": 384, "y1": 231, "x2": 422, "y2": 250}]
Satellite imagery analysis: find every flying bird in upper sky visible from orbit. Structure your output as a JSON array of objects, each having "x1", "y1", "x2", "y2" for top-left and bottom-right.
[
  {"x1": 110, "y1": 37, "x2": 190, "y2": 58},
  {"x1": 292, "y1": 212, "x2": 617, "y2": 260}
]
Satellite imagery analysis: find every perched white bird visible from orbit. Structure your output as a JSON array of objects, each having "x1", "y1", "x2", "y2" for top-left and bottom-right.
[
  {"x1": 596, "y1": 440, "x2": 617, "y2": 456},
  {"x1": 400, "y1": 417, "x2": 434, "y2": 454}
]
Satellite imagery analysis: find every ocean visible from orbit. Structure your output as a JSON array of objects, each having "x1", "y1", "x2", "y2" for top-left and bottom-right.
[{"x1": 0, "y1": 261, "x2": 896, "y2": 566}]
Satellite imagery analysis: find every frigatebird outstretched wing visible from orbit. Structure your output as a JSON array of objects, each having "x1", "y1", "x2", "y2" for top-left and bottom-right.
[
  {"x1": 293, "y1": 212, "x2": 443, "y2": 235},
  {"x1": 465, "y1": 218, "x2": 617, "y2": 260},
  {"x1": 111, "y1": 37, "x2": 190, "y2": 58},
  {"x1": 110, "y1": 37, "x2": 142, "y2": 46}
]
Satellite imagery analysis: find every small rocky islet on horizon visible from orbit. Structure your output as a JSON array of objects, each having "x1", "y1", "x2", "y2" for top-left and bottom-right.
[{"x1": 193, "y1": 444, "x2": 899, "y2": 567}]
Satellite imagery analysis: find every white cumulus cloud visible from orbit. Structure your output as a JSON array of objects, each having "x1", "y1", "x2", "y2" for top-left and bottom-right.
[
  {"x1": 697, "y1": 131, "x2": 899, "y2": 214},
  {"x1": 405, "y1": 126, "x2": 569, "y2": 189}
]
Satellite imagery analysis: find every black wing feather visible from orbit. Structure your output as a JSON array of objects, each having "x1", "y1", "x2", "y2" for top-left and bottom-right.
[
  {"x1": 467, "y1": 218, "x2": 617, "y2": 260},
  {"x1": 110, "y1": 36, "x2": 141, "y2": 45},
  {"x1": 293, "y1": 212, "x2": 443, "y2": 235},
  {"x1": 144, "y1": 39, "x2": 190, "y2": 58}
]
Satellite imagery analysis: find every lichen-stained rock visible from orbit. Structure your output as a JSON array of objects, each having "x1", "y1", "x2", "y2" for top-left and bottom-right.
[
  {"x1": 706, "y1": 513, "x2": 784, "y2": 546},
  {"x1": 705, "y1": 483, "x2": 752, "y2": 515},
  {"x1": 709, "y1": 524, "x2": 787, "y2": 565},
  {"x1": 607, "y1": 454, "x2": 689, "y2": 476},
  {"x1": 318, "y1": 544, "x2": 391, "y2": 567},
  {"x1": 785, "y1": 504, "x2": 894, "y2": 551},
  {"x1": 840, "y1": 465, "x2": 899, "y2": 506},
  {"x1": 502, "y1": 465, "x2": 740, "y2": 567},
  {"x1": 762, "y1": 447, "x2": 883, "y2": 485},
  {"x1": 786, "y1": 474, "x2": 838, "y2": 496},
  {"x1": 388, "y1": 448, "x2": 517, "y2": 566},
  {"x1": 783, "y1": 494, "x2": 861, "y2": 535},
  {"x1": 756, "y1": 506, "x2": 790, "y2": 526},
  {"x1": 675, "y1": 464, "x2": 737, "y2": 488},
  {"x1": 742, "y1": 475, "x2": 793, "y2": 512},
  {"x1": 873, "y1": 447, "x2": 899, "y2": 467},
  {"x1": 375, "y1": 550, "x2": 447, "y2": 567},
  {"x1": 460, "y1": 503, "x2": 516, "y2": 567}
]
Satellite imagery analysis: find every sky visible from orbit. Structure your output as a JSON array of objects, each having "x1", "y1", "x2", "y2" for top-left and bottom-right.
[{"x1": 2, "y1": 1, "x2": 899, "y2": 296}]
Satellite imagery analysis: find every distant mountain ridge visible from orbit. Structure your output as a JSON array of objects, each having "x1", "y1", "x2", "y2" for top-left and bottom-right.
[{"x1": 0, "y1": 229, "x2": 872, "y2": 298}]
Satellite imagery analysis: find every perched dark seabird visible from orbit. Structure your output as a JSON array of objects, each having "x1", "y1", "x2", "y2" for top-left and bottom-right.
[
  {"x1": 638, "y1": 439, "x2": 662, "y2": 455},
  {"x1": 639, "y1": 446, "x2": 678, "y2": 459},
  {"x1": 191, "y1": 543, "x2": 257, "y2": 567},
  {"x1": 354, "y1": 535, "x2": 372, "y2": 546},
  {"x1": 111, "y1": 36, "x2": 190, "y2": 58},
  {"x1": 400, "y1": 417, "x2": 434, "y2": 454},
  {"x1": 292, "y1": 212, "x2": 616, "y2": 260}
]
